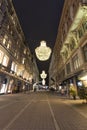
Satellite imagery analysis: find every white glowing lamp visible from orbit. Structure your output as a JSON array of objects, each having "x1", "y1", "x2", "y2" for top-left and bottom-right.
[
  {"x1": 35, "y1": 41, "x2": 52, "y2": 61},
  {"x1": 40, "y1": 70, "x2": 47, "y2": 79},
  {"x1": 42, "y1": 79, "x2": 46, "y2": 85}
]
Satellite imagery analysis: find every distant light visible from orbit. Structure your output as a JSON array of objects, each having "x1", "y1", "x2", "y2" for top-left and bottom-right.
[
  {"x1": 40, "y1": 70, "x2": 47, "y2": 79},
  {"x1": 35, "y1": 41, "x2": 52, "y2": 61},
  {"x1": 42, "y1": 79, "x2": 46, "y2": 85}
]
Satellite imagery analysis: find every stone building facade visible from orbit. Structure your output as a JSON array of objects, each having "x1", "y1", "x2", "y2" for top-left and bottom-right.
[
  {"x1": 49, "y1": 0, "x2": 87, "y2": 93},
  {"x1": 0, "y1": 0, "x2": 37, "y2": 94}
]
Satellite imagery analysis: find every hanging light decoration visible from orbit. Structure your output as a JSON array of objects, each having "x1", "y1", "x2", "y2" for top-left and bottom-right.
[
  {"x1": 40, "y1": 70, "x2": 47, "y2": 86},
  {"x1": 40, "y1": 70, "x2": 47, "y2": 79},
  {"x1": 35, "y1": 41, "x2": 52, "y2": 61},
  {"x1": 42, "y1": 79, "x2": 46, "y2": 85}
]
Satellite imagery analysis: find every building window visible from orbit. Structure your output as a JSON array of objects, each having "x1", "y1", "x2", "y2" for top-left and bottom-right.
[
  {"x1": 65, "y1": 22, "x2": 67, "y2": 33},
  {"x1": 0, "y1": 2, "x2": 2, "y2": 7},
  {"x1": 82, "y1": 0, "x2": 87, "y2": 4},
  {"x1": 66, "y1": 63, "x2": 71, "y2": 74},
  {"x1": 62, "y1": 69, "x2": 65, "y2": 78},
  {"x1": 7, "y1": 25, "x2": 9, "y2": 30},
  {"x1": 0, "y1": 50, "x2": 4, "y2": 64},
  {"x1": 2, "y1": 55, "x2": 9, "y2": 67},
  {"x1": 72, "y1": 54, "x2": 80, "y2": 70},
  {"x1": 11, "y1": 62, "x2": 15, "y2": 72},
  {"x1": 70, "y1": 5, "x2": 74, "y2": 21},
  {"x1": 17, "y1": 54, "x2": 19, "y2": 59},
  {"x1": 24, "y1": 48, "x2": 27, "y2": 54},
  {"x1": 61, "y1": 34, "x2": 63, "y2": 43},
  {"x1": 83, "y1": 44, "x2": 87, "y2": 61},
  {"x1": 3, "y1": 35, "x2": 8, "y2": 44},
  {"x1": 7, "y1": 40, "x2": 11, "y2": 49},
  {"x1": 78, "y1": 27, "x2": 83, "y2": 39},
  {"x1": 11, "y1": 62, "x2": 17, "y2": 73},
  {"x1": 11, "y1": 30, "x2": 13, "y2": 35},
  {"x1": 14, "y1": 64, "x2": 17, "y2": 73},
  {"x1": 22, "y1": 58, "x2": 25, "y2": 64},
  {"x1": 82, "y1": 20, "x2": 87, "y2": 32},
  {"x1": 0, "y1": 10, "x2": 3, "y2": 23},
  {"x1": 70, "y1": 38, "x2": 76, "y2": 51},
  {"x1": 7, "y1": 44, "x2": 10, "y2": 49},
  {"x1": 17, "y1": 41, "x2": 18, "y2": 45},
  {"x1": 3, "y1": 38, "x2": 6, "y2": 44},
  {"x1": 14, "y1": 52, "x2": 16, "y2": 57}
]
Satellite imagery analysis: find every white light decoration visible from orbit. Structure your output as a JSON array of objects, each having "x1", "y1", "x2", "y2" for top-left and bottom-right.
[
  {"x1": 42, "y1": 79, "x2": 45, "y2": 85},
  {"x1": 40, "y1": 70, "x2": 47, "y2": 79},
  {"x1": 35, "y1": 41, "x2": 52, "y2": 61}
]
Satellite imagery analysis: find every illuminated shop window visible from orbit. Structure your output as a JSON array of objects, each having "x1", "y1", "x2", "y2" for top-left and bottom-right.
[
  {"x1": 2, "y1": 55, "x2": 9, "y2": 67},
  {"x1": 0, "y1": 50, "x2": 4, "y2": 64}
]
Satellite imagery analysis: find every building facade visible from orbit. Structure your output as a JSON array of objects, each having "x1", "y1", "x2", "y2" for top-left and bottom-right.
[
  {"x1": 49, "y1": 0, "x2": 87, "y2": 94},
  {"x1": 0, "y1": 0, "x2": 37, "y2": 94}
]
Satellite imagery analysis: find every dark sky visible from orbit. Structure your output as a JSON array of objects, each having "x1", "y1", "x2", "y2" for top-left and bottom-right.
[{"x1": 12, "y1": 0, "x2": 64, "y2": 81}]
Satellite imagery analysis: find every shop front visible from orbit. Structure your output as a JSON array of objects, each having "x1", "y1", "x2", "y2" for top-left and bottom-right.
[{"x1": 0, "y1": 72, "x2": 9, "y2": 94}]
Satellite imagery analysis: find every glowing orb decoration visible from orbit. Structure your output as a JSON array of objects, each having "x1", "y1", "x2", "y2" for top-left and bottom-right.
[
  {"x1": 35, "y1": 41, "x2": 52, "y2": 61},
  {"x1": 42, "y1": 79, "x2": 46, "y2": 85},
  {"x1": 40, "y1": 70, "x2": 47, "y2": 79}
]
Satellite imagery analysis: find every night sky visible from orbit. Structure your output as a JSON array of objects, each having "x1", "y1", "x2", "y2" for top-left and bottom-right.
[{"x1": 12, "y1": 0, "x2": 64, "y2": 83}]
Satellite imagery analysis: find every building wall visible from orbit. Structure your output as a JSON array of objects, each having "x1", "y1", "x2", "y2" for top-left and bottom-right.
[
  {"x1": 49, "y1": 0, "x2": 87, "y2": 92},
  {"x1": 0, "y1": 0, "x2": 34, "y2": 93}
]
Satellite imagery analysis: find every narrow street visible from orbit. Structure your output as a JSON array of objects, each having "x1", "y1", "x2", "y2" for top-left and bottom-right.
[{"x1": 0, "y1": 91, "x2": 87, "y2": 130}]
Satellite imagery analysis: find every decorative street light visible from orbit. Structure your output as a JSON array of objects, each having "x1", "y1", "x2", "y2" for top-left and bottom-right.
[
  {"x1": 35, "y1": 41, "x2": 52, "y2": 61},
  {"x1": 42, "y1": 79, "x2": 45, "y2": 85},
  {"x1": 40, "y1": 70, "x2": 47, "y2": 79}
]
